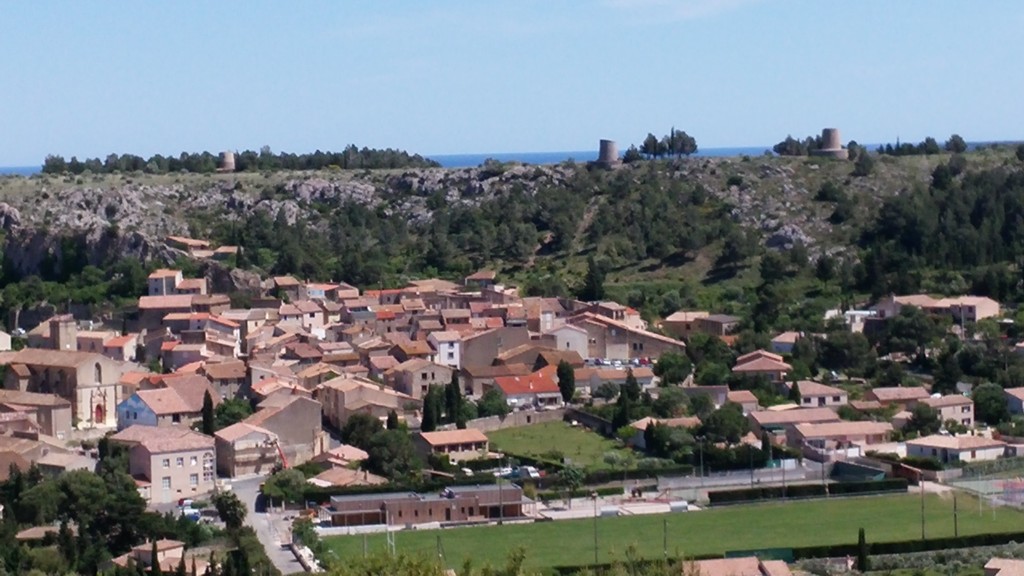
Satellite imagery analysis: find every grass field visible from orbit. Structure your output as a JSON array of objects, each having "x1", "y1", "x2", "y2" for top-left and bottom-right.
[
  {"x1": 487, "y1": 421, "x2": 631, "y2": 471},
  {"x1": 323, "y1": 493, "x2": 1024, "y2": 572}
]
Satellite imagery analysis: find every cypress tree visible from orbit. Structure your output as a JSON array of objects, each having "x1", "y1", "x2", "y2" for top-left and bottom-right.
[
  {"x1": 151, "y1": 542, "x2": 163, "y2": 576},
  {"x1": 201, "y1": 390, "x2": 215, "y2": 435},
  {"x1": 386, "y1": 409, "x2": 399, "y2": 430},
  {"x1": 857, "y1": 527, "x2": 869, "y2": 572}
]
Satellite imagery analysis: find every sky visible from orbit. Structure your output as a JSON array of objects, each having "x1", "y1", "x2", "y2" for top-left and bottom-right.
[{"x1": 2, "y1": 0, "x2": 1023, "y2": 165}]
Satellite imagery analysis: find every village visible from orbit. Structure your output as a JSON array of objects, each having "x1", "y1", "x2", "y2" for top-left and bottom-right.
[{"x1": 3, "y1": 234, "x2": 1024, "y2": 573}]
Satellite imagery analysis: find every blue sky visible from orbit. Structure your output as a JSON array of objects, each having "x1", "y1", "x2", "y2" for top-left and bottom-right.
[{"x1": 2, "y1": 1, "x2": 1022, "y2": 165}]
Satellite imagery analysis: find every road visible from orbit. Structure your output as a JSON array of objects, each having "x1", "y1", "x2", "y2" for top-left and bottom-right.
[{"x1": 233, "y1": 475, "x2": 306, "y2": 575}]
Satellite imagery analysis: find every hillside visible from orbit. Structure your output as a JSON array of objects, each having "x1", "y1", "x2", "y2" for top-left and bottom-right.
[{"x1": 0, "y1": 147, "x2": 1018, "y2": 325}]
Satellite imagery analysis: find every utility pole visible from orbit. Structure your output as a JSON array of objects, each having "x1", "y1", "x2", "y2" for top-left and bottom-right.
[
  {"x1": 592, "y1": 492, "x2": 599, "y2": 566},
  {"x1": 920, "y1": 474, "x2": 926, "y2": 541},
  {"x1": 663, "y1": 517, "x2": 668, "y2": 559},
  {"x1": 953, "y1": 491, "x2": 959, "y2": 538}
]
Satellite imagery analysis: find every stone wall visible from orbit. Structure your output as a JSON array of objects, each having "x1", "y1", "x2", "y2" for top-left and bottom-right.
[{"x1": 438, "y1": 407, "x2": 565, "y2": 433}]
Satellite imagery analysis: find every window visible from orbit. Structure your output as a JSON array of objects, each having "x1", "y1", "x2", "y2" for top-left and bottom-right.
[
  {"x1": 962, "y1": 406, "x2": 970, "y2": 413},
  {"x1": 421, "y1": 372, "x2": 428, "y2": 380},
  {"x1": 832, "y1": 396, "x2": 840, "y2": 402},
  {"x1": 162, "y1": 477, "x2": 171, "y2": 490},
  {"x1": 190, "y1": 456, "x2": 198, "y2": 466},
  {"x1": 189, "y1": 474, "x2": 198, "y2": 487},
  {"x1": 162, "y1": 458, "x2": 170, "y2": 468},
  {"x1": 176, "y1": 457, "x2": 184, "y2": 468},
  {"x1": 447, "y1": 351, "x2": 455, "y2": 360},
  {"x1": 172, "y1": 414, "x2": 181, "y2": 424}
]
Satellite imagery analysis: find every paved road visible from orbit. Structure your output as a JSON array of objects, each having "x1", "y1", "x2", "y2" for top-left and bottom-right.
[{"x1": 233, "y1": 476, "x2": 306, "y2": 575}]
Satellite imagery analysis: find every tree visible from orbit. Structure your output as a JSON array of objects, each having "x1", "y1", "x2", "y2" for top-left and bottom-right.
[
  {"x1": 857, "y1": 527, "x2": 870, "y2": 572},
  {"x1": 214, "y1": 398, "x2": 252, "y2": 431},
  {"x1": 974, "y1": 382, "x2": 1010, "y2": 425},
  {"x1": 386, "y1": 410, "x2": 400, "y2": 430},
  {"x1": 622, "y1": 369, "x2": 642, "y2": 402},
  {"x1": 445, "y1": 372, "x2": 464, "y2": 426},
  {"x1": 788, "y1": 382, "x2": 802, "y2": 405},
  {"x1": 944, "y1": 134, "x2": 968, "y2": 153},
  {"x1": 1016, "y1": 143, "x2": 1024, "y2": 163},
  {"x1": 365, "y1": 430, "x2": 421, "y2": 480},
  {"x1": 212, "y1": 491, "x2": 247, "y2": 530},
  {"x1": 558, "y1": 465, "x2": 584, "y2": 508},
  {"x1": 653, "y1": 352, "x2": 692, "y2": 386},
  {"x1": 852, "y1": 150, "x2": 875, "y2": 177},
  {"x1": 340, "y1": 413, "x2": 383, "y2": 449},
  {"x1": 640, "y1": 133, "x2": 660, "y2": 159},
  {"x1": 578, "y1": 255, "x2": 605, "y2": 302},
  {"x1": 477, "y1": 389, "x2": 510, "y2": 418},
  {"x1": 700, "y1": 402, "x2": 747, "y2": 443},
  {"x1": 612, "y1": 393, "x2": 634, "y2": 430},
  {"x1": 421, "y1": 386, "x2": 444, "y2": 432},
  {"x1": 261, "y1": 469, "x2": 306, "y2": 505},
  {"x1": 151, "y1": 542, "x2": 163, "y2": 576},
  {"x1": 200, "y1": 391, "x2": 214, "y2": 436},
  {"x1": 556, "y1": 360, "x2": 575, "y2": 403},
  {"x1": 652, "y1": 387, "x2": 688, "y2": 418},
  {"x1": 593, "y1": 382, "x2": 619, "y2": 401},
  {"x1": 905, "y1": 403, "x2": 941, "y2": 437}
]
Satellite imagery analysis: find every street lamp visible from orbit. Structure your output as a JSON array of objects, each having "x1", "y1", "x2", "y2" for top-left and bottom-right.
[
  {"x1": 696, "y1": 436, "x2": 706, "y2": 484},
  {"x1": 591, "y1": 491, "x2": 599, "y2": 566}
]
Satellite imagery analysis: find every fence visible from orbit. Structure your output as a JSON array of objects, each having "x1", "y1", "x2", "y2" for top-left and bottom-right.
[{"x1": 437, "y1": 408, "x2": 565, "y2": 433}]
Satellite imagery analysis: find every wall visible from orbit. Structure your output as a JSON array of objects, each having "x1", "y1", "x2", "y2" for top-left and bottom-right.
[{"x1": 437, "y1": 408, "x2": 565, "y2": 433}]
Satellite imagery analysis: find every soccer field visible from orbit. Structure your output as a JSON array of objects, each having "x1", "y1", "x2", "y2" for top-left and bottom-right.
[{"x1": 323, "y1": 493, "x2": 1024, "y2": 572}]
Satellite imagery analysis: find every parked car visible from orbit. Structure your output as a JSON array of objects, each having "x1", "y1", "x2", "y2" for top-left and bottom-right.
[
  {"x1": 180, "y1": 508, "x2": 201, "y2": 521},
  {"x1": 178, "y1": 498, "x2": 194, "y2": 508}
]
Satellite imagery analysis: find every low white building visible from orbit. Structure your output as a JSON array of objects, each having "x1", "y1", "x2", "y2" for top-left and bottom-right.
[{"x1": 906, "y1": 434, "x2": 1005, "y2": 464}]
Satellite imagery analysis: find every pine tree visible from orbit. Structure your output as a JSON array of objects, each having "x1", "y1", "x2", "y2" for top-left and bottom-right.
[
  {"x1": 579, "y1": 255, "x2": 605, "y2": 302},
  {"x1": 622, "y1": 368, "x2": 641, "y2": 402},
  {"x1": 151, "y1": 542, "x2": 163, "y2": 576},
  {"x1": 386, "y1": 409, "x2": 399, "y2": 430},
  {"x1": 201, "y1": 390, "x2": 215, "y2": 435},
  {"x1": 422, "y1": 388, "x2": 440, "y2": 432},
  {"x1": 788, "y1": 382, "x2": 802, "y2": 405}
]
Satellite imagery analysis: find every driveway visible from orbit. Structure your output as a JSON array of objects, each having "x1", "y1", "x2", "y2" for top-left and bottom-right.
[{"x1": 233, "y1": 476, "x2": 306, "y2": 575}]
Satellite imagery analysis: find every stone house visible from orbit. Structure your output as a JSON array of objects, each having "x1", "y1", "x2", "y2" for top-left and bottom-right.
[
  {"x1": 110, "y1": 425, "x2": 216, "y2": 504},
  {"x1": 0, "y1": 389, "x2": 73, "y2": 440},
  {"x1": 414, "y1": 429, "x2": 489, "y2": 462},
  {"x1": 386, "y1": 359, "x2": 454, "y2": 400}
]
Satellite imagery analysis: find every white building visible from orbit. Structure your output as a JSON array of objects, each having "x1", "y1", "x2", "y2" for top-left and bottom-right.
[{"x1": 906, "y1": 435, "x2": 1005, "y2": 464}]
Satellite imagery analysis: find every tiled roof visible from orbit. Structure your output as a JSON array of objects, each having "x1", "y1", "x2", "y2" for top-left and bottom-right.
[
  {"x1": 907, "y1": 434, "x2": 1005, "y2": 450},
  {"x1": 139, "y1": 295, "x2": 194, "y2": 310},
  {"x1": 494, "y1": 365, "x2": 559, "y2": 396},
  {"x1": 418, "y1": 428, "x2": 488, "y2": 446},
  {"x1": 868, "y1": 386, "x2": 930, "y2": 402}
]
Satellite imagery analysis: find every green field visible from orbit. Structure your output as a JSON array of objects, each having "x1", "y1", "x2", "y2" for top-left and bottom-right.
[
  {"x1": 487, "y1": 421, "x2": 632, "y2": 471},
  {"x1": 324, "y1": 493, "x2": 1024, "y2": 572}
]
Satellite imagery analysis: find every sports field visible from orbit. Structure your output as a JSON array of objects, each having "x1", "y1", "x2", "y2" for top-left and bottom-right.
[
  {"x1": 323, "y1": 493, "x2": 1024, "y2": 572},
  {"x1": 487, "y1": 421, "x2": 632, "y2": 471}
]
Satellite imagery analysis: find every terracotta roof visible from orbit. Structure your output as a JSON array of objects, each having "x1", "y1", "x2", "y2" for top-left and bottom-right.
[
  {"x1": 771, "y1": 331, "x2": 802, "y2": 344},
  {"x1": 695, "y1": 557, "x2": 792, "y2": 576},
  {"x1": 727, "y1": 390, "x2": 760, "y2": 404},
  {"x1": 1006, "y1": 388, "x2": 1024, "y2": 402},
  {"x1": 7, "y1": 348, "x2": 110, "y2": 369},
  {"x1": 394, "y1": 340, "x2": 433, "y2": 356},
  {"x1": 135, "y1": 388, "x2": 194, "y2": 415},
  {"x1": 429, "y1": 330, "x2": 462, "y2": 343},
  {"x1": 629, "y1": 416, "x2": 701, "y2": 431},
  {"x1": 664, "y1": 310, "x2": 710, "y2": 322},
  {"x1": 0, "y1": 389, "x2": 71, "y2": 407},
  {"x1": 215, "y1": 422, "x2": 275, "y2": 443},
  {"x1": 0, "y1": 451, "x2": 29, "y2": 481},
  {"x1": 466, "y1": 270, "x2": 497, "y2": 281},
  {"x1": 462, "y1": 363, "x2": 532, "y2": 379},
  {"x1": 868, "y1": 386, "x2": 930, "y2": 402},
  {"x1": 273, "y1": 276, "x2": 301, "y2": 288},
  {"x1": 792, "y1": 380, "x2": 846, "y2": 397},
  {"x1": 111, "y1": 425, "x2": 214, "y2": 453},
  {"x1": 494, "y1": 365, "x2": 559, "y2": 396},
  {"x1": 320, "y1": 444, "x2": 369, "y2": 462},
  {"x1": 139, "y1": 295, "x2": 194, "y2": 310},
  {"x1": 907, "y1": 434, "x2": 1006, "y2": 450},
  {"x1": 176, "y1": 278, "x2": 206, "y2": 291},
  {"x1": 418, "y1": 428, "x2": 488, "y2": 446},
  {"x1": 732, "y1": 356, "x2": 793, "y2": 373},
  {"x1": 202, "y1": 360, "x2": 246, "y2": 380},
  {"x1": 735, "y1": 349, "x2": 786, "y2": 365},
  {"x1": 310, "y1": 467, "x2": 387, "y2": 487},
  {"x1": 922, "y1": 395, "x2": 973, "y2": 408},
  {"x1": 749, "y1": 407, "x2": 840, "y2": 426},
  {"x1": 161, "y1": 374, "x2": 221, "y2": 410},
  {"x1": 794, "y1": 421, "x2": 893, "y2": 439},
  {"x1": 104, "y1": 334, "x2": 137, "y2": 348},
  {"x1": 148, "y1": 269, "x2": 181, "y2": 279},
  {"x1": 849, "y1": 400, "x2": 883, "y2": 411}
]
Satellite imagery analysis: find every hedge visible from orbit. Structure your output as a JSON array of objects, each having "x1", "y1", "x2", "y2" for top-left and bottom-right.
[
  {"x1": 583, "y1": 464, "x2": 694, "y2": 485},
  {"x1": 708, "y1": 479, "x2": 908, "y2": 504},
  {"x1": 790, "y1": 530, "x2": 1024, "y2": 559}
]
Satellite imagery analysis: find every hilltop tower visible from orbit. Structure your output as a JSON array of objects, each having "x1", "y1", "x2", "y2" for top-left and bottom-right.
[
  {"x1": 49, "y1": 314, "x2": 77, "y2": 351},
  {"x1": 812, "y1": 128, "x2": 849, "y2": 159},
  {"x1": 597, "y1": 139, "x2": 620, "y2": 167},
  {"x1": 218, "y1": 151, "x2": 236, "y2": 172}
]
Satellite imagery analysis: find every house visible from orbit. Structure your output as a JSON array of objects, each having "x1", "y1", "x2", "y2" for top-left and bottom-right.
[
  {"x1": 566, "y1": 313, "x2": 686, "y2": 361},
  {"x1": 575, "y1": 301, "x2": 645, "y2": 330},
  {"x1": 109, "y1": 425, "x2": 216, "y2": 504},
  {"x1": 138, "y1": 295, "x2": 195, "y2": 330},
  {"x1": 748, "y1": 407, "x2": 841, "y2": 438},
  {"x1": 732, "y1": 350, "x2": 792, "y2": 381},
  {"x1": 318, "y1": 376, "x2": 418, "y2": 429},
  {"x1": 785, "y1": 380, "x2": 848, "y2": 408},
  {"x1": 414, "y1": 429, "x2": 489, "y2": 462},
  {"x1": 629, "y1": 416, "x2": 701, "y2": 450},
  {"x1": 574, "y1": 367, "x2": 656, "y2": 395},
  {"x1": 872, "y1": 294, "x2": 1000, "y2": 322},
  {"x1": 313, "y1": 444, "x2": 370, "y2": 468},
  {"x1": 390, "y1": 338, "x2": 434, "y2": 363},
  {"x1": 541, "y1": 324, "x2": 589, "y2": 359},
  {"x1": 863, "y1": 386, "x2": 930, "y2": 409},
  {"x1": 322, "y1": 484, "x2": 525, "y2": 527},
  {"x1": 386, "y1": 359, "x2": 454, "y2": 400},
  {"x1": 460, "y1": 364, "x2": 532, "y2": 399},
  {"x1": 147, "y1": 269, "x2": 184, "y2": 296},
  {"x1": 770, "y1": 331, "x2": 802, "y2": 355},
  {"x1": 244, "y1": 395, "x2": 327, "y2": 466},
  {"x1": 1005, "y1": 387, "x2": 1024, "y2": 416},
  {"x1": 214, "y1": 422, "x2": 278, "y2": 477},
  {"x1": 906, "y1": 434, "x2": 1007, "y2": 464},
  {"x1": 661, "y1": 311, "x2": 710, "y2": 340},
  {"x1": 694, "y1": 314, "x2": 741, "y2": 337},
  {"x1": 116, "y1": 377, "x2": 220, "y2": 430},
  {"x1": 693, "y1": 556, "x2": 793, "y2": 576},
  {"x1": 200, "y1": 360, "x2": 247, "y2": 399},
  {"x1": 491, "y1": 365, "x2": 562, "y2": 408},
  {"x1": 271, "y1": 276, "x2": 302, "y2": 301},
  {"x1": 308, "y1": 467, "x2": 387, "y2": 488},
  {"x1": 727, "y1": 390, "x2": 761, "y2": 415},
  {"x1": 464, "y1": 270, "x2": 497, "y2": 289},
  {"x1": 788, "y1": 421, "x2": 893, "y2": 449},
  {"x1": 428, "y1": 331, "x2": 462, "y2": 369},
  {"x1": 921, "y1": 395, "x2": 974, "y2": 428},
  {"x1": 2, "y1": 348, "x2": 125, "y2": 429},
  {"x1": 0, "y1": 389, "x2": 73, "y2": 440},
  {"x1": 110, "y1": 539, "x2": 207, "y2": 574},
  {"x1": 460, "y1": 327, "x2": 531, "y2": 369},
  {"x1": 102, "y1": 334, "x2": 140, "y2": 362}
]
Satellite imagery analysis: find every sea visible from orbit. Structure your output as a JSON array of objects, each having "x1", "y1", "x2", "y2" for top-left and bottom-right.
[{"x1": 0, "y1": 146, "x2": 772, "y2": 176}]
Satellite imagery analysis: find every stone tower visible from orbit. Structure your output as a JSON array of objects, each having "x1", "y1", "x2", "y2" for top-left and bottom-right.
[
  {"x1": 218, "y1": 151, "x2": 236, "y2": 172},
  {"x1": 597, "y1": 139, "x2": 620, "y2": 167},
  {"x1": 49, "y1": 314, "x2": 77, "y2": 351},
  {"x1": 812, "y1": 128, "x2": 849, "y2": 159}
]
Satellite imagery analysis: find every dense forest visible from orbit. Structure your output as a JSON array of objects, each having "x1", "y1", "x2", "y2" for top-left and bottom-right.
[{"x1": 40, "y1": 145, "x2": 439, "y2": 175}]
